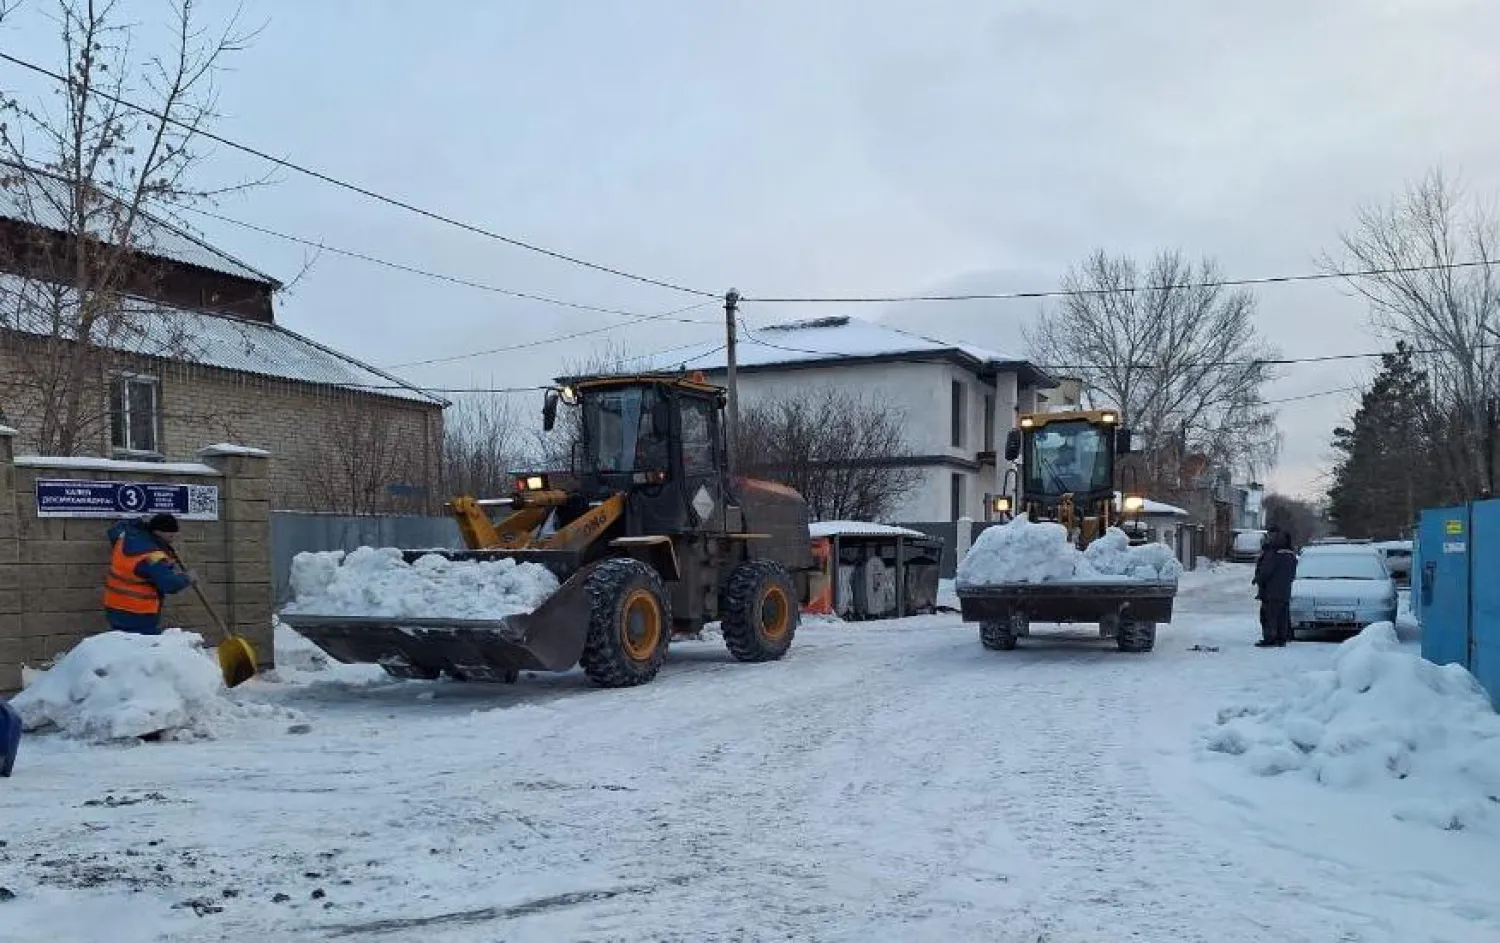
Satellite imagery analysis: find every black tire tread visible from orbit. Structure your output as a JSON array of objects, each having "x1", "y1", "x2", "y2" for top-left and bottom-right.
[
  {"x1": 720, "y1": 559, "x2": 798, "y2": 663},
  {"x1": 980, "y1": 621, "x2": 1018, "y2": 651},
  {"x1": 1116, "y1": 620, "x2": 1157, "y2": 653},
  {"x1": 579, "y1": 557, "x2": 672, "y2": 687}
]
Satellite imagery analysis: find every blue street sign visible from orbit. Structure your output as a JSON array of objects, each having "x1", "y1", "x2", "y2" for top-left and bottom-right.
[{"x1": 34, "y1": 479, "x2": 220, "y2": 521}]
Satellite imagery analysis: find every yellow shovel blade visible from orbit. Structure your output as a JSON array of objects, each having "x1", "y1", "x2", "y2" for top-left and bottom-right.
[{"x1": 218, "y1": 635, "x2": 257, "y2": 688}]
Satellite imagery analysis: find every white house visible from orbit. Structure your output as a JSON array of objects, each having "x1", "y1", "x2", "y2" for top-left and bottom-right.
[{"x1": 638, "y1": 315, "x2": 1057, "y2": 523}]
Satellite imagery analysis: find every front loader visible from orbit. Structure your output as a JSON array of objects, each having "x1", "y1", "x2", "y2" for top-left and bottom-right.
[
  {"x1": 956, "y1": 408, "x2": 1179, "y2": 653},
  {"x1": 279, "y1": 373, "x2": 816, "y2": 687}
]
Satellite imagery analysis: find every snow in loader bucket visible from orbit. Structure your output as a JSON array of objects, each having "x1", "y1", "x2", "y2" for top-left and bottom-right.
[
  {"x1": 277, "y1": 546, "x2": 588, "y2": 682},
  {"x1": 955, "y1": 580, "x2": 1178, "y2": 625}
]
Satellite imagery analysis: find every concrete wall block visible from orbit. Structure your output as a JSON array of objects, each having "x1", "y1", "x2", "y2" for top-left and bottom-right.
[
  {"x1": 0, "y1": 662, "x2": 19, "y2": 693},
  {"x1": 20, "y1": 611, "x2": 101, "y2": 640},
  {"x1": 231, "y1": 477, "x2": 269, "y2": 502},
  {"x1": 224, "y1": 498, "x2": 270, "y2": 524},
  {"x1": 17, "y1": 515, "x2": 66, "y2": 541},
  {"x1": 0, "y1": 586, "x2": 19, "y2": 614},
  {"x1": 230, "y1": 581, "x2": 273, "y2": 613},
  {"x1": 0, "y1": 514, "x2": 16, "y2": 541},
  {"x1": 0, "y1": 539, "x2": 17, "y2": 565},
  {"x1": 226, "y1": 559, "x2": 271, "y2": 585},
  {"x1": 225, "y1": 522, "x2": 271, "y2": 550},
  {"x1": 22, "y1": 540, "x2": 109, "y2": 566},
  {"x1": 19, "y1": 585, "x2": 99, "y2": 614}
]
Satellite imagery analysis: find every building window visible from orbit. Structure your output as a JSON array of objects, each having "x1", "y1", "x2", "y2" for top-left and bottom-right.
[
  {"x1": 111, "y1": 374, "x2": 161, "y2": 456},
  {"x1": 983, "y1": 393, "x2": 995, "y2": 452},
  {"x1": 951, "y1": 381, "x2": 965, "y2": 448},
  {"x1": 951, "y1": 472, "x2": 965, "y2": 521}
]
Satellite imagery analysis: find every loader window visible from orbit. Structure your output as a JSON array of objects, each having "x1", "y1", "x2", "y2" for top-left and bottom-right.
[
  {"x1": 1023, "y1": 420, "x2": 1113, "y2": 497},
  {"x1": 680, "y1": 396, "x2": 716, "y2": 476},
  {"x1": 584, "y1": 387, "x2": 643, "y2": 473}
]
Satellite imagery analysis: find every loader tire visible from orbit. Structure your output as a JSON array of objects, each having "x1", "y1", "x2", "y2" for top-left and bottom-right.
[
  {"x1": 1116, "y1": 620, "x2": 1157, "y2": 653},
  {"x1": 580, "y1": 558, "x2": 672, "y2": 688},
  {"x1": 980, "y1": 621, "x2": 1017, "y2": 651},
  {"x1": 721, "y1": 559, "x2": 797, "y2": 663}
]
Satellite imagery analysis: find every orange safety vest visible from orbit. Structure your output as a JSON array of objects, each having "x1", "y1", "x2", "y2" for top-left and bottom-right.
[{"x1": 103, "y1": 538, "x2": 170, "y2": 615}]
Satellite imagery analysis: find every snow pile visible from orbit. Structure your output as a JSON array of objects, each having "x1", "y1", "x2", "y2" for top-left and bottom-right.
[
  {"x1": 1079, "y1": 528, "x2": 1183, "y2": 581},
  {"x1": 956, "y1": 515, "x2": 1182, "y2": 587},
  {"x1": 1204, "y1": 623, "x2": 1500, "y2": 830},
  {"x1": 283, "y1": 547, "x2": 559, "y2": 619},
  {"x1": 11, "y1": 630, "x2": 238, "y2": 742}
]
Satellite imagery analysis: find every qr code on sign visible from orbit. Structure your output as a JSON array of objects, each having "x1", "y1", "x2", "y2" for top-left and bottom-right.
[{"x1": 187, "y1": 485, "x2": 219, "y2": 518}]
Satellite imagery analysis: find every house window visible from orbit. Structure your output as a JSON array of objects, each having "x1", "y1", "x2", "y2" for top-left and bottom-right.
[
  {"x1": 951, "y1": 381, "x2": 965, "y2": 448},
  {"x1": 983, "y1": 393, "x2": 995, "y2": 452},
  {"x1": 951, "y1": 472, "x2": 965, "y2": 521},
  {"x1": 111, "y1": 374, "x2": 161, "y2": 456}
]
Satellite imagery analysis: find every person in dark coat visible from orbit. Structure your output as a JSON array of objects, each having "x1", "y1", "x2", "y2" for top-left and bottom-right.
[
  {"x1": 1252, "y1": 528, "x2": 1298, "y2": 647},
  {"x1": 103, "y1": 513, "x2": 192, "y2": 635}
]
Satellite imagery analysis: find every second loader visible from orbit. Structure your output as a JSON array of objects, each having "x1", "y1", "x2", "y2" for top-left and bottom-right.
[
  {"x1": 956, "y1": 408, "x2": 1179, "y2": 653},
  {"x1": 280, "y1": 373, "x2": 816, "y2": 687}
]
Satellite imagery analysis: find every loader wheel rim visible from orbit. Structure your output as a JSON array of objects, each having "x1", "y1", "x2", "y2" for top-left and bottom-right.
[
  {"x1": 760, "y1": 585, "x2": 791, "y2": 641},
  {"x1": 620, "y1": 589, "x2": 663, "y2": 662}
]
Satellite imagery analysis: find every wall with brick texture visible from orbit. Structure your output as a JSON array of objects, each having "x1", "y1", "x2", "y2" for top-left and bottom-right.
[
  {"x1": 0, "y1": 433, "x2": 274, "y2": 693},
  {"x1": 0, "y1": 335, "x2": 444, "y2": 514}
]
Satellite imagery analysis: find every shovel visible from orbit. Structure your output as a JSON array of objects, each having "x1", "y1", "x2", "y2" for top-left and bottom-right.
[{"x1": 169, "y1": 547, "x2": 257, "y2": 688}]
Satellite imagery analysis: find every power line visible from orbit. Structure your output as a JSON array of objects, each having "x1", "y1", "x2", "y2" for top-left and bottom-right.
[
  {"x1": 0, "y1": 51, "x2": 716, "y2": 299},
  {"x1": 382, "y1": 305, "x2": 717, "y2": 370},
  {"x1": 742, "y1": 258, "x2": 1500, "y2": 305},
  {"x1": 179, "y1": 205, "x2": 720, "y2": 328},
  {"x1": 734, "y1": 319, "x2": 1497, "y2": 371},
  {"x1": 1262, "y1": 386, "x2": 1361, "y2": 405},
  {"x1": 346, "y1": 343, "x2": 730, "y2": 393}
]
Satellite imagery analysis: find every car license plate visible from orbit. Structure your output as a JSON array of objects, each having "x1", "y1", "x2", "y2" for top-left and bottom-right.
[{"x1": 1316, "y1": 610, "x2": 1355, "y2": 622}]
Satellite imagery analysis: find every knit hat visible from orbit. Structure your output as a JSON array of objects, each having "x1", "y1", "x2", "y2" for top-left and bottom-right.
[{"x1": 145, "y1": 513, "x2": 180, "y2": 534}]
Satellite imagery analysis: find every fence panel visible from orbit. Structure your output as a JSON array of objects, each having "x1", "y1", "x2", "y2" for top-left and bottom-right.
[{"x1": 271, "y1": 513, "x2": 463, "y2": 604}]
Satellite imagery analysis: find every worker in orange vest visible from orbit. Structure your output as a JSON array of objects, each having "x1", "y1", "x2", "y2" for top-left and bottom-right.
[{"x1": 103, "y1": 514, "x2": 193, "y2": 634}]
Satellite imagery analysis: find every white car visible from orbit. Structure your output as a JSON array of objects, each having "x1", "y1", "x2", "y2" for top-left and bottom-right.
[
  {"x1": 1373, "y1": 540, "x2": 1413, "y2": 584},
  {"x1": 1228, "y1": 529, "x2": 1266, "y2": 563},
  {"x1": 1289, "y1": 547, "x2": 1399, "y2": 634}
]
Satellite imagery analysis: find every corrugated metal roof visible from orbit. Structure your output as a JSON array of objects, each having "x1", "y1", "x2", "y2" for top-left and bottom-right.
[
  {"x1": 0, "y1": 275, "x2": 444, "y2": 405},
  {"x1": 0, "y1": 162, "x2": 279, "y2": 287}
]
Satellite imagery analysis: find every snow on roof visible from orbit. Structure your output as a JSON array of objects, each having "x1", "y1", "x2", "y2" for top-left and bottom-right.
[
  {"x1": 809, "y1": 520, "x2": 927, "y2": 539},
  {"x1": 636, "y1": 315, "x2": 1038, "y2": 377},
  {"x1": 0, "y1": 276, "x2": 445, "y2": 405},
  {"x1": 1115, "y1": 492, "x2": 1189, "y2": 517},
  {"x1": 0, "y1": 163, "x2": 280, "y2": 287},
  {"x1": 14, "y1": 455, "x2": 221, "y2": 476},
  {"x1": 199, "y1": 443, "x2": 271, "y2": 458}
]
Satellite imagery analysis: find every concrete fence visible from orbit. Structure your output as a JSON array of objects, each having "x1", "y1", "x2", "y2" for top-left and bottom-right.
[{"x1": 0, "y1": 433, "x2": 273, "y2": 693}]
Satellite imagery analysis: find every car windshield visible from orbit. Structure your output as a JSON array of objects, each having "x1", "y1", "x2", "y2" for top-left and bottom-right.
[
  {"x1": 1297, "y1": 552, "x2": 1388, "y2": 581},
  {"x1": 582, "y1": 386, "x2": 668, "y2": 474},
  {"x1": 1023, "y1": 420, "x2": 1113, "y2": 496}
]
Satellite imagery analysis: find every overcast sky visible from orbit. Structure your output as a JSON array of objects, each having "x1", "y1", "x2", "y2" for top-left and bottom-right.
[{"x1": 5, "y1": 0, "x2": 1498, "y2": 498}]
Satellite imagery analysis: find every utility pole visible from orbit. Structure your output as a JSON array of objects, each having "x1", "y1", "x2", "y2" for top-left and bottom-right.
[{"x1": 724, "y1": 287, "x2": 741, "y2": 478}]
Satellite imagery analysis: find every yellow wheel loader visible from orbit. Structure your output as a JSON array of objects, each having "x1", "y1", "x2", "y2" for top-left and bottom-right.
[
  {"x1": 956, "y1": 409, "x2": 1179, "y2": 653},
  {"x1": 279, "y1": 374, "x2": 815, "y2": 687}
]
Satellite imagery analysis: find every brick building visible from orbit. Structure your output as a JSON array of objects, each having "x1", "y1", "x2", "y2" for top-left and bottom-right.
[{"x1": 0, "y1": 169, "x2": 447, "y2": 512}]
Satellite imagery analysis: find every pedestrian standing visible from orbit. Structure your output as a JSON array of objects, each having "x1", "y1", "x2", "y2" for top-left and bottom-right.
[
  {"x1": 103, "y1": 513, "x2": 193, "y2": 635},
  {"x1": 1252, "y1": 529, "x2": 1297, "y2": 647}
]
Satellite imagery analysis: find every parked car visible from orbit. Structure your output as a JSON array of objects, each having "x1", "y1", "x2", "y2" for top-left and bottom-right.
[
  {"x1": 1289, "y1": 547, "x2": 1399, "y2": 635},
  {"x1": 1374, "y1": 540, "x2": 1413, "y2": 584},
  {"x1": 1228, "y1": 529, "x2": 1266, "y2": 562}
]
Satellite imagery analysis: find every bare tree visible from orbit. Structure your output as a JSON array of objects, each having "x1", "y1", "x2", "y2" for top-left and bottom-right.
[
  {"x1": 0, "y1": 0, "x2": 260, "y2": 455},
  {"x1": 1324, "y1": 169, "x2": 1500, "y2": 496},
  {"x1": 736, "y1": 387, "x2": 921, "y2": 521},
  {"x1": 1263, "y1": 493, "x2": 1326, "y2": 548},
  {"x1": 442, "y1": 394, "x2": 524, "y2": 497},
  {"x1": 298, "y1": 398, "x2": 430, "y2": 516},
  {"x1": 1025, "y1": 250, "x2": 1281, "y2": 497}
]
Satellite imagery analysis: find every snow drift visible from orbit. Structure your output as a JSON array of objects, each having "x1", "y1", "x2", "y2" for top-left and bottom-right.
[
  {"x1": 7, "y1": 630, "x2": 292, "y2": 743},
  {"x1": 956, "y1": 515, "x2": 1182, "y2": 587},
  {"x1": 1204, "y1": 623, "x2": 1500, "y2": 831},
  {"x1": 283, "y1": 547, "x2": 559, "y2": 620}
]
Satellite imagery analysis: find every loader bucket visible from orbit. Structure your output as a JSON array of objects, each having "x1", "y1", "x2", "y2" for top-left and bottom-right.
[{"x1": 279, "y1": 558, "x2": 596, "y2": 683}]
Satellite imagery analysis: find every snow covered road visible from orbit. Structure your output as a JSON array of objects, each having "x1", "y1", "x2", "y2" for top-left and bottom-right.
[{"x1": 3, "y1": 565, "x2": 1499, "y2": 942}]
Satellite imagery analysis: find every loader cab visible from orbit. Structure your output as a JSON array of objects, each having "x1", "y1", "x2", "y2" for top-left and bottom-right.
[
  {"x1": 566, "y1": 375, "x2": 731, "y2": 535},
  {"x1": 1003, "y1": 409, "x2": 1135, "y2": 542}
]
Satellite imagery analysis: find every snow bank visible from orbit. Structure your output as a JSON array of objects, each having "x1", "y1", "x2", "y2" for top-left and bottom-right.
[
  {"x1": 1204, "y1": 623, "x2": 1500, "y2": 831},
  {"x1": 956, "y1": 515, "x2": 1182, "y2": 587},
  {"x1": 282, "y1": 547, "x2": 559, "y2": 619},
  {"x1": 10, "y1": 630, "x2": 243, "y2": 742}
]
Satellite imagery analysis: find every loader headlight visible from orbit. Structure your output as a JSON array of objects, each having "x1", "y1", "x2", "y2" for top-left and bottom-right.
[
  {"x1": 991, "y1": 496, "x2": 1012, "y2": 514},
  {"x1": 558, "y1": 385, "x2": 578, "y2": 406},
  {"x1": 1122, "y1": 494, "x2": 1145, "y2": 513},
  {"x1": 1020, "y1": 417, "x2": 1034, "y2": 428},
  {"x1": 516, "y1": 474, "x2": 549, "y2": 492},
  {"x1": 1100, "y1": 411, "x2": 1117, "y2": 424}
]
